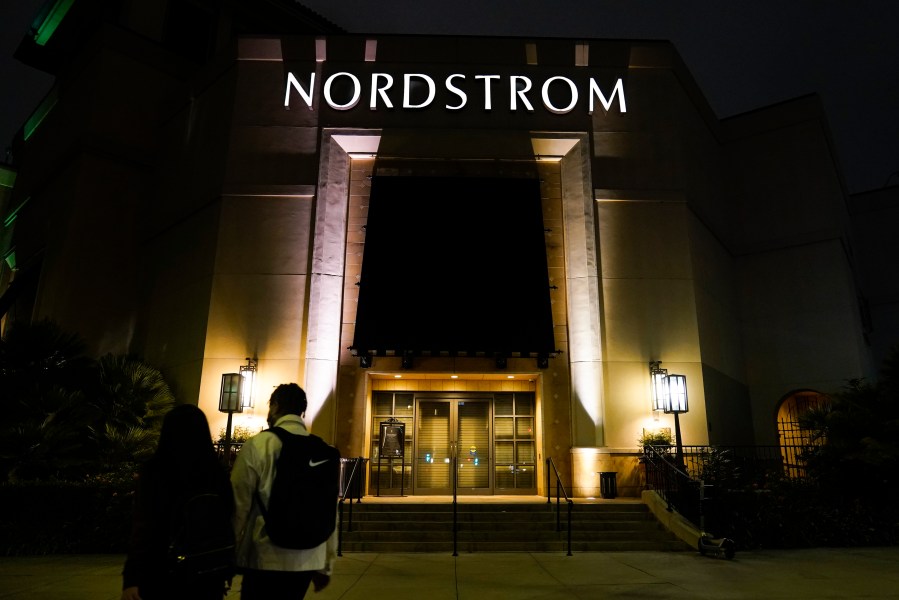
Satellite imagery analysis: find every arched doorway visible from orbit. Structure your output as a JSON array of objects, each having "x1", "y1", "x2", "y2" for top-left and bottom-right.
[{"x1": 776, "y1": 390, "x2": 829, "y2": 477}]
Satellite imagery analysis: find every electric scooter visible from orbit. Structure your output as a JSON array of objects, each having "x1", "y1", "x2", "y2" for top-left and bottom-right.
[{"x1": 698, "y1": 533, "x2": 736, "y2": 559}]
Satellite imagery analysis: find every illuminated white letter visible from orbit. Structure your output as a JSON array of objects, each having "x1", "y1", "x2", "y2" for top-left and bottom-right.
[
  {"x1": 284, "y1": 72, "x2": 315, "y2": 108},
  {"x1": 541, "y1": 76, "x2": 578, "y2": 114},
  {"x1": 445, "y1": 74, "x2": 467, "y2": 110},
  {"x1": 370, "y1": 73, "x2": 394, "y2": 109},
  {"x1": 403, "y1": 74, "x2": 436, "y2": 109},
  {"x1": 475, "y1": 75, "x2": 500, "y2": 110},
  {"x1": 510, "y1": 76, "x2": 534, "y2": 111},
  {"x1": 323, "y1": 72, "x2": 361, "y2": 110},
  {"x1": 589, "y1": 78, "x2": 627, "y2": 113}
]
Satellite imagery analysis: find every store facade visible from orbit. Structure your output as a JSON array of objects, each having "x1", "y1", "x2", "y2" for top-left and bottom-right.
[
  {"x1": 187, "y1": 34, "x2": 870, "y2": 497},
  {"x1": 3, "y1": 26, "x2": 872, "y2": 497}
]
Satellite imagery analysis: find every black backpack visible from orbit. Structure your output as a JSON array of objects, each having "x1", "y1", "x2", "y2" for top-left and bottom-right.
[
  {"x1": 167, "y1": 492, "x2": 236, "y2": 580},
  {"x1": 256, "y1": 427, "x2": 340, "y2": 549}
]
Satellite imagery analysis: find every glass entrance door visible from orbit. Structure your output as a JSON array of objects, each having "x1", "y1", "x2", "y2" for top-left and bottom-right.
[{"x1": 414, "y1": 398, "x2": 491, "y2": 495}]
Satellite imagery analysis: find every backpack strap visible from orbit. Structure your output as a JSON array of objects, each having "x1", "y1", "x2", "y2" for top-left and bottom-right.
[
  {"x1": 265, "y1": 426, "x2": 290, "y2": 444},
  {"x1": 253, "y1": 427, "x2": 298, "y2": 520}
]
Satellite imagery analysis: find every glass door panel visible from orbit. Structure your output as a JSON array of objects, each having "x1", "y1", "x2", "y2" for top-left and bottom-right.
[
  {"x1": 457, "y1": 401, "x2": 490, "y2": 491},
  {"x1": 493, "y1": 393, "x2": 537, "y2": 493},
  {"x1": 414, "y1": 398, "x2": 492, "y2": 495},
  {"x1": 369, "y1": 392, "x2": 414, "y2": 494},
  {"x1": 415, "y1": 401, "x2": 452, "y2": 493}
]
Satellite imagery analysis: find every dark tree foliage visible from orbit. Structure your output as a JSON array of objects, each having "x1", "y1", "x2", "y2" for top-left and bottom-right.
[
  {"x1": 664, "y1": 348, "x2": 899, "y2": 549},
  {"x1": 0, "y1": 319, "x2": 92, "y2": 421},
  {"x1": 0, "y1": 320, "x2": 176, "y2": 481},
  {"x1": 800, "y1": 347, "x2": 899, "y2": 508}
]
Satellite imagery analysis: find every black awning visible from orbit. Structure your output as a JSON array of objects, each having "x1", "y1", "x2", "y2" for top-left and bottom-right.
[{"x1": 352, "y1": 175, "x2": 554, "y2": 357}]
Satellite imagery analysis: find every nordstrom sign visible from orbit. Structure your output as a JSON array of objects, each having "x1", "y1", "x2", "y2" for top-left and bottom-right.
[{"x1": 284, "y1": 72, "x2": 627, "y2": 114}]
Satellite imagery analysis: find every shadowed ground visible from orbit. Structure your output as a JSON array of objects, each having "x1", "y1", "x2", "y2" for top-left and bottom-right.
[{"x1": 2, "y1": 547, "x2": 899, "y2": 600}]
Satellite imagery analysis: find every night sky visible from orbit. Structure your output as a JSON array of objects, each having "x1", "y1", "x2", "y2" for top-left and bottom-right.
[{"x1": 2, "y1": 1, "x2": 897, "y2": 194}]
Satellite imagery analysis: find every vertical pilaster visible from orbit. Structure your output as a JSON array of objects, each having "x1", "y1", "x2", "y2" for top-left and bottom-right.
[{"x1": 560, "y1": 135, "x2": 605, "y2": 447}]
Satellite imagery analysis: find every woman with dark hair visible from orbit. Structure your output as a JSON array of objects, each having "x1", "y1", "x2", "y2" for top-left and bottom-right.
[{"x1": 122, "y1": 404, "x2": 235, "y2": 600}]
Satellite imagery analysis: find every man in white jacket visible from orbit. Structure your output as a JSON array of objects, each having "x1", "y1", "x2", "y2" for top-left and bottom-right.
[{"x1": 231, "y1": 383, "x2": 337, "y2": 599}]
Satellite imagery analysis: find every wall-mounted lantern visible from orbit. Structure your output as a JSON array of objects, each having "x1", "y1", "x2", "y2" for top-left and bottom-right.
[
  {"x1": 239, "y1": 357, "x2": 257, "y2": 409},
  {"x1": 649, "y1": 361, "x2": 668, "y2": 412}
]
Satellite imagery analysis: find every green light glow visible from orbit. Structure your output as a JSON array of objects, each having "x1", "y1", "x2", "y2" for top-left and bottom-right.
[
  {"x1": 0, "y1": 167, "x2": 15, "y2": 190},
  {"x1": 4, "y1": 198, "x2": 30, "y2": 229},
  {"x1": 32, "y1": 0, "x2": 76, "y2": 47},
  {"x1": 23, "y1": 88, "x2": 58, "y2": 141}
]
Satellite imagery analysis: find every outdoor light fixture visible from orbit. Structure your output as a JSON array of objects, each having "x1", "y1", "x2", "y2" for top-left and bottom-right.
[
  {"x1": 219, "y1": 373, "x2": 243, "y2": 413},
  {"x1": 218, "y1": 373, "x2": 243, "y2": 464},
  {"x1": 664, "y1": 371, "x2": 689, "y2": 466},
  {"x1": 664, "y1": 374, "x2": 689, "y2": 414},
  {"x1": 649, "y1": 362, "x2": 689, "y2": 467},
  {"x1": 649, "y1": 361, "x2": 668, "y2": 411},
  {"x1": 239, "y1": 357, "x2": 257, "y2": 409}
]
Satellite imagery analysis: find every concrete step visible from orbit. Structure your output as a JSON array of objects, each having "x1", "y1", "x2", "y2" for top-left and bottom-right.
[
  {"x1": 344, "y1": 519, "x2": 662, "y2": 532},
  {"x1": 338, "y1": 501, "x2": 691, "y2": 553},
  {"x1": 343, "y1": 505, "x2": 650, "y2": 517},
  {"x1": 341, "y1": 529, "x2": 675, "y2": 543},
  {"x1": 340, "y1": 539, "x2": 692, "y2": 553},
  {"x1": 344, "y1": 502, "x2": 649, "y2": 512}
]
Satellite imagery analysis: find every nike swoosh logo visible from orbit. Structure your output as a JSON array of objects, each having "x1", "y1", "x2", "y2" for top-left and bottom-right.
[{"x1": 309, "y1": 459, "x2": 330, "y2": 467}]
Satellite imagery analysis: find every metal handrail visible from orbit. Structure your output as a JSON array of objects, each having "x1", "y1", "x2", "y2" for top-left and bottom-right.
[
  {"x1": 545, "y1": 457, "x2": 573, "y2": 556},
  {"x1": 337, "y1": 457, "x2": 364, "y2": 557},
  {"x1": 214, "y1": 441, "x2": 244, "y2": 468},
  {"x1": 642, "y1": 445, "x2": 701, "y2": 529},
  {"x1": 669, "y1": 444, "x2": 807, "y2": 481},
  {"x1": 452, "y1": 441, "x2": 458, "y2": 557}
]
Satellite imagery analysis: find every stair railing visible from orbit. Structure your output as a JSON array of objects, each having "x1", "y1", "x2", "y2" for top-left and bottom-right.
[
  {"x1": 641, "y1": 444, "x2": 702, "y2": 529},
  {"x1": 545, "y1": 457, "x2": 573, "y2": 556},
  {"x1": 337, "y1": 457, "x2": 364, "y2": 557},
  {"x1": 452, "y1": 441, "x2": 459, "y2": 557}
]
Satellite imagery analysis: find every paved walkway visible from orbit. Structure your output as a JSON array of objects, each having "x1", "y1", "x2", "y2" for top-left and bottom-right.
[{"x1": 2, "y1": 547, "x2": 899, "y2": 600}]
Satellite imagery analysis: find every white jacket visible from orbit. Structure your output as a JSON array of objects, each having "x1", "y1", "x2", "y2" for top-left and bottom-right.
[{"x1": 231, "y1": 414, "x2": 338, "y2": 574}]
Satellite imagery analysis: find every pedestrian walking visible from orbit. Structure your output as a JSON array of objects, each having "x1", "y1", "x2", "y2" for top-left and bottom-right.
[
  {"x1": 231, "y1": 383, "x2": 339, "y2": 599},
  {"x1": 122, "y1": 404, "x2": 235, "y2": 600}
]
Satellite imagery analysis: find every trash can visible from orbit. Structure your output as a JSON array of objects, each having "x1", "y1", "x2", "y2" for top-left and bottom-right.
[
  {"x1": 599, "y1": 471, "x2": 618, "y2": 499},
  {"x1": 339, "y1": 457, "x2": 368, "y2": 500}
]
